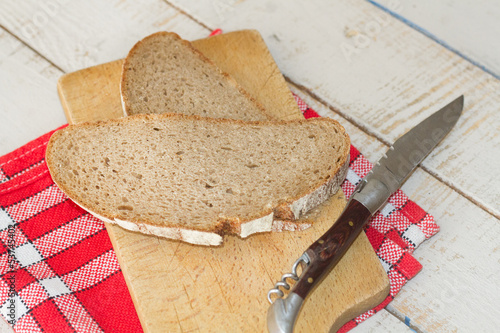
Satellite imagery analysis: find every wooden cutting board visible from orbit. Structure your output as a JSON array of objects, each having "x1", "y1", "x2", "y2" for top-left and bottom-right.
[{"x1": 57, "y1": 30, "x2": 389, "y2": 332}]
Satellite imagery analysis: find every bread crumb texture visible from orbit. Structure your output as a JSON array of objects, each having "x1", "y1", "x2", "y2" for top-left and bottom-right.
[
  {"x1": 122, "y1": 32, "x2": 269, "y2": 121},
  {"x1": 46, "y1": 114, "x2": 349, "y2": 244}
]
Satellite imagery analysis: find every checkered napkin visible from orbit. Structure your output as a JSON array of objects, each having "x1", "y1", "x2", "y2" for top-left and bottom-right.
[
  {"x1": 0, "y1": 97, "x2": 439, "y2": 332},
  {"x1": 0, "y1": 129, "x2": 142, "y2": 332}
]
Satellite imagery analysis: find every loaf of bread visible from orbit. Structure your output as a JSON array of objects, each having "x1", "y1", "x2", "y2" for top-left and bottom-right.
[
  {"x1": 121, "y1": 31, "x2": 270, "y2": 121},
  {"x1": 46, "y1": 114, "x2": 350, "y2": 245}
]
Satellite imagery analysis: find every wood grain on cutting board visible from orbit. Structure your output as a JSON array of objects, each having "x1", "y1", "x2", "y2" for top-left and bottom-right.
[{"x1": 57, "y1": 30, "x2": 389, "y2": 332}]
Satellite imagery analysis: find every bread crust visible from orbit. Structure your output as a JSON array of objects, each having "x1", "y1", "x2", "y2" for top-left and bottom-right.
[
  {"x1": 46, "y1": 113, "x2": 349, "y2": 245},
  {"x1": 120, "y1": 31, "x2": 272, "y2": 120}
]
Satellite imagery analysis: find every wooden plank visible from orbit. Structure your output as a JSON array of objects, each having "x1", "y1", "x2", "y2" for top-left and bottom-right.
[
  {"x1": 292, "y1": 85, "x2": 500, "y2": 332},
  {"x1": 57, "y1": 30, "x2": 389, "y2": 332},
  {"x1": 0, "y1": 0, "x2": 208, "y2": 72},
  {"x1": 168, "y1": 0, "x2": 500, "y2": 218},
  {"x1": 371, "y1": 0, "x2": 500, "y2": 78},
  {"x1": 388, "y1": 170, "x2": 500, "y2": 332},
  {"x1": 0, "y1": 29, "x2": 66, "y2": 156}
]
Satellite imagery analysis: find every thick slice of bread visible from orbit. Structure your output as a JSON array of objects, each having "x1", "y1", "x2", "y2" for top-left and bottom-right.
[
  {"x1": 46, "y1": 114, "x2": 350, "y2": 246},
  {"x1": 121, "y1": 32, "x2": 270, "y2": 121}
]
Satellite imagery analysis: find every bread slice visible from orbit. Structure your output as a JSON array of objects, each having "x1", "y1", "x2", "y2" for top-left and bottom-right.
[
  {"x1": 46, "y1": 113, "x2": 350, "y2": 246},
  {"x1": 121, "y1": 32, "x2": 270, "y2": 121}
]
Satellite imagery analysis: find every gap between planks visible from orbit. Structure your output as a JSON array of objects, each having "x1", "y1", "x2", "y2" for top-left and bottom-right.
[
  {"x1": 366, "y1": 0, "x2": 500, "y2": 81},
  {"x1": 162, "y1": 0, "x2": 214, "y2": 32},
  {"x1": 386, "y1": 304, "x2": 425, "y2": 333},
  {"x1": 287, "y1": 76, "x2": 500, "y2": 221},
  {"x1": 0, "y1": 23, "x2": 65, "y2": 73}
]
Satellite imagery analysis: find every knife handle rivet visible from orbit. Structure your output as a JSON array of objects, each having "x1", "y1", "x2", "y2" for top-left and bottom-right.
[
  {"x1": 348, "y1": 221, "x2": 354, "y2": 227},
  {"x1": 307, "y1": 277, "x2": 313, "y2": 283},
  {"x1": 318, "y1": 240, "x2": 324, "y2": 244}
]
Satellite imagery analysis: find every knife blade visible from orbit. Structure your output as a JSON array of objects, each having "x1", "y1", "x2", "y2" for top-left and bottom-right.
[{"x1": 266, "y1": 95, "x2": 464, "y2": 333}]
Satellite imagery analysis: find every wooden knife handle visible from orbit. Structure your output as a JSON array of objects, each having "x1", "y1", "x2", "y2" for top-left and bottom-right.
[{"x1": 292, "y1": 199, "x2": 372, "y2": 300}]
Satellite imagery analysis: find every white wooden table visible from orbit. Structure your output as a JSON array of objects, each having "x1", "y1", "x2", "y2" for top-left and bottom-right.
[{"x1": 0, "y1": 1, "x2": 499, "y2": 332}]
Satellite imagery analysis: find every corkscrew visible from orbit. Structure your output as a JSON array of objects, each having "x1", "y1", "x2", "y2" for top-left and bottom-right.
[{"x1": 267, "y1": 252, "x2": 310, "y2": 303}]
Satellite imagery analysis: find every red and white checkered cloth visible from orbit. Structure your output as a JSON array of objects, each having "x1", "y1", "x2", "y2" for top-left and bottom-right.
[
  {"x1": 0, "y1": 129, "x2": 142, "y2": 332},
  {"x1": 0, "y1": 96, "x2": 439, "y2": 332}
]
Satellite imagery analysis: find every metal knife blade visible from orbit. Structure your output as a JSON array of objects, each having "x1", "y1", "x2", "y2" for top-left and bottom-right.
[
  {"x1": 267, "y1": 95, "x2": 464, "y2": 333},
  {"x1": 353, "y1": 95, "x2": 464, "y2": 215}
]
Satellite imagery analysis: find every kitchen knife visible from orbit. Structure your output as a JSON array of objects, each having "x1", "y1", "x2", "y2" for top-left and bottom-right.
[{"x1": 267, "y1": 95, "x2": 464, "y2": 333}]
